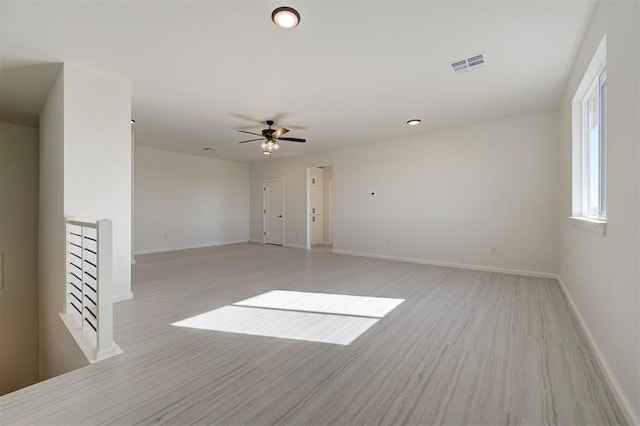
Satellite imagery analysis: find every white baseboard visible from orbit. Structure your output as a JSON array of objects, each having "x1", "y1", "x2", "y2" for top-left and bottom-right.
[
  {"x1": 250, "y1": 240, "x2": 307, "y2": 250},
  {"x1": 113, "y1": 291, "x2": 134, "y2": 303},
  {"x1": 134, "y1": 240, "x2": 249, "y2": 255},
  {"x1": 283, "y1": 243, "x2": 308, "y2": 250},
  {"x1": 331, "y1": 249, "x2": 556, "y2": 279},
  {"x1": 556, "y1": 275, "x2": 639, "y2": 426}
]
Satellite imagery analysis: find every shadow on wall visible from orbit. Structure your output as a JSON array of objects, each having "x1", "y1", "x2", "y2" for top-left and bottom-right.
[{"x1": 0, "y1": 62, "x2": 63, "y2": 127}]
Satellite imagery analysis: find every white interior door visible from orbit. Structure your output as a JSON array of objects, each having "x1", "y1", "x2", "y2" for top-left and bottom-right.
[
  {"x1": 264, "y1": 179, "x2": 283, "y2": 245},
  {"x1": 310, "y1": 168, "x2": 324, "y2": 246}
]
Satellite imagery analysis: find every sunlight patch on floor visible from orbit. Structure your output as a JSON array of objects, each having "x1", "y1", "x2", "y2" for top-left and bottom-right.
[
  {"x1": 234, "y1": 290, "x2": 404, "y2": 317},
  {"x1": 172, "y1": 291, "x2": 404, "y2": 345}
]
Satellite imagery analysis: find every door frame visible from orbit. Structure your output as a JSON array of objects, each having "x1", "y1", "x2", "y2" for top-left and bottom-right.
[
  {"x1": 305, "y1": 169, "x2": 312, "y2": 249},
  {"x1": 263, "y1": 178, "x2": 284, "y2": 245},
  {"x1": 306, "y1": 166, "x2": 332, "y2": 249},
  {"x1": 327, "y1": 177, "x2": 333, "y2": 245}
]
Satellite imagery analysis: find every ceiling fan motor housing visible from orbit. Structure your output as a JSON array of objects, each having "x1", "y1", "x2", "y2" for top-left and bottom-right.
[
  {"x1": 263, "y1": 120, "x2": 276, "y2": 139},
  {"x1": 262, "y1": 129, "x2": 275, "y2": 138}
]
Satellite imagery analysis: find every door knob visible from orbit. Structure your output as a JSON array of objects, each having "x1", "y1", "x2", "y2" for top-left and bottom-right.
[{"x1": 277, "y1": 215, "x2": 282, "y2": 218}]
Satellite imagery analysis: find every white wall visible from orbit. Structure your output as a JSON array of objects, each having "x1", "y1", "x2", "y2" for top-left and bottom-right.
[
  {"x1": 250, "y1": 111, "x2": 558, "y2": 275},
  {"x1": 134, "y1": 146, "x2": 249, "y2": 254},
  {"x1": 557, "y1": 1, "x2": 640, "y2": 423},
  {"x1": 38, "y1": 64, "x2": 132, "y2": 380},
  {"x1": 39, "y1": 68, "x2": 89, "y2": 379},
  {"x1": 63, "y1": 64, "x2": 132, "y2": 302},
  {"x1": 0, "y1": 123, "x2": 39, "y2": 394}
]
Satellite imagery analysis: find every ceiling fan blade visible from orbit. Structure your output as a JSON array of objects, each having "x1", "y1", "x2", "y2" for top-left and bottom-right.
[
  {"x1": 276, "y1": 137, "x2": 306, "y2": 143},
  {"x1": 282, "y1": 124, "x2": 308, "y2": 130},
  {"x1": 272, "y1": 127, "x2": 290, "y2": 138},
  {"x1": 238, "y1": 130, "x2": 263, "y2": 137},
  {"x1": 271, "y1": 112, "x2": 290, "y2": 122},
  {"x1": 237, "y1": 138, "x2": 264, "y2": 144},
  {"x1": 230, "y1": 113, "x2": 265, "y2": 125}
]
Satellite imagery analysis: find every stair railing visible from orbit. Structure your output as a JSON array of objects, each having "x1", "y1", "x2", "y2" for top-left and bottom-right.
[{"x1": 64, "y1": 218, "x2": 116, "y2": 361}]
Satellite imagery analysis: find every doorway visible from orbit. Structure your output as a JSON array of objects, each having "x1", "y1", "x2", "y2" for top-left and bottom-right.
[
  {"x1": 0, "y1": 123, "x2": 39, "y2": 395},
  {"x1": 263, "y1": 179, "x2": 284, "y2": 245},
  {"x1": 307, "y1": 166, "x2": 333, "y2": 249}
]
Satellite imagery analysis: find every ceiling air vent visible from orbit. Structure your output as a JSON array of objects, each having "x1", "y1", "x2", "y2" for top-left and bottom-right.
[
  {"x1": 450, "y1": 53, "x2": 485, "y2": 75},
  {"x1": 451, "y1": 59, "x2": 468, "y2": 74}
]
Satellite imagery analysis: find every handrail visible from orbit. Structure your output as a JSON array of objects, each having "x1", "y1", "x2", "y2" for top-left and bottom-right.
[
  {"x1": 66, "y1": 219, "x2": 99, "y2": 229},
  {"x1": 63, "y1": 217, "x2": 117, "y2": 362}
]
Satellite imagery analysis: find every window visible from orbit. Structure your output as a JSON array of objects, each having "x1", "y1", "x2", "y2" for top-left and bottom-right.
[
  {"x1": 582, "y1": 66, "x2": 607, "y2": 219},
  {"x1": 571, "y1": 34, "x2": 607, "y2": 229}
]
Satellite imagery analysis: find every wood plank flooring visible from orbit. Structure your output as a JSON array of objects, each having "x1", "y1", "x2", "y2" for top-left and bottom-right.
[{"x1": 0, "y1": 243, "x2": 626, "y2": 425}]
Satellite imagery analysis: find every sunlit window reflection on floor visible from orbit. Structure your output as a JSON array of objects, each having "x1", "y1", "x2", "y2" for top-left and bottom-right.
[{"x1": 171, "y1": 291, "x2": 404, "y2": 345}]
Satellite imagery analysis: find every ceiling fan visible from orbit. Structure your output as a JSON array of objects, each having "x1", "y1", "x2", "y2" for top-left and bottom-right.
[{"x1": 237, "y1": 120, "x2": 306, "y2": 157}]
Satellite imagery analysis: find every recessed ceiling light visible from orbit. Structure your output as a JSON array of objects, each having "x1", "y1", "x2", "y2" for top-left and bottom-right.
[
  {"x1": 272, "y1": 6, "x2": 300, "y2": 29},
  {"x1": 406, "y1": 119, "x2": 421, "y2": 126}
]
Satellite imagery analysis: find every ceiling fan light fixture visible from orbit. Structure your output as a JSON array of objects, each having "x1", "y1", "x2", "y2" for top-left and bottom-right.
[
  {"x1": 272, "y1": 6, "x2": 300, "y2": 29},
  {"x1": 263, "y1": 150, "x2": 272, "y2": 157},
  {"x1": 406, "y1": 119, "x2": 421, "y2": 126}
]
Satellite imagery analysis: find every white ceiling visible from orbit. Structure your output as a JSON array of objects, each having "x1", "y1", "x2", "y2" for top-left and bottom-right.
[{"x1": 1, "y1": 1, "x2": 596, "y2": 163}]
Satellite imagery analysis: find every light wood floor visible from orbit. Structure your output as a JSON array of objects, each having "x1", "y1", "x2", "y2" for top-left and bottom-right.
[{"x1": 0, "y1": 243, "x2": 626, "y2": 425}]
